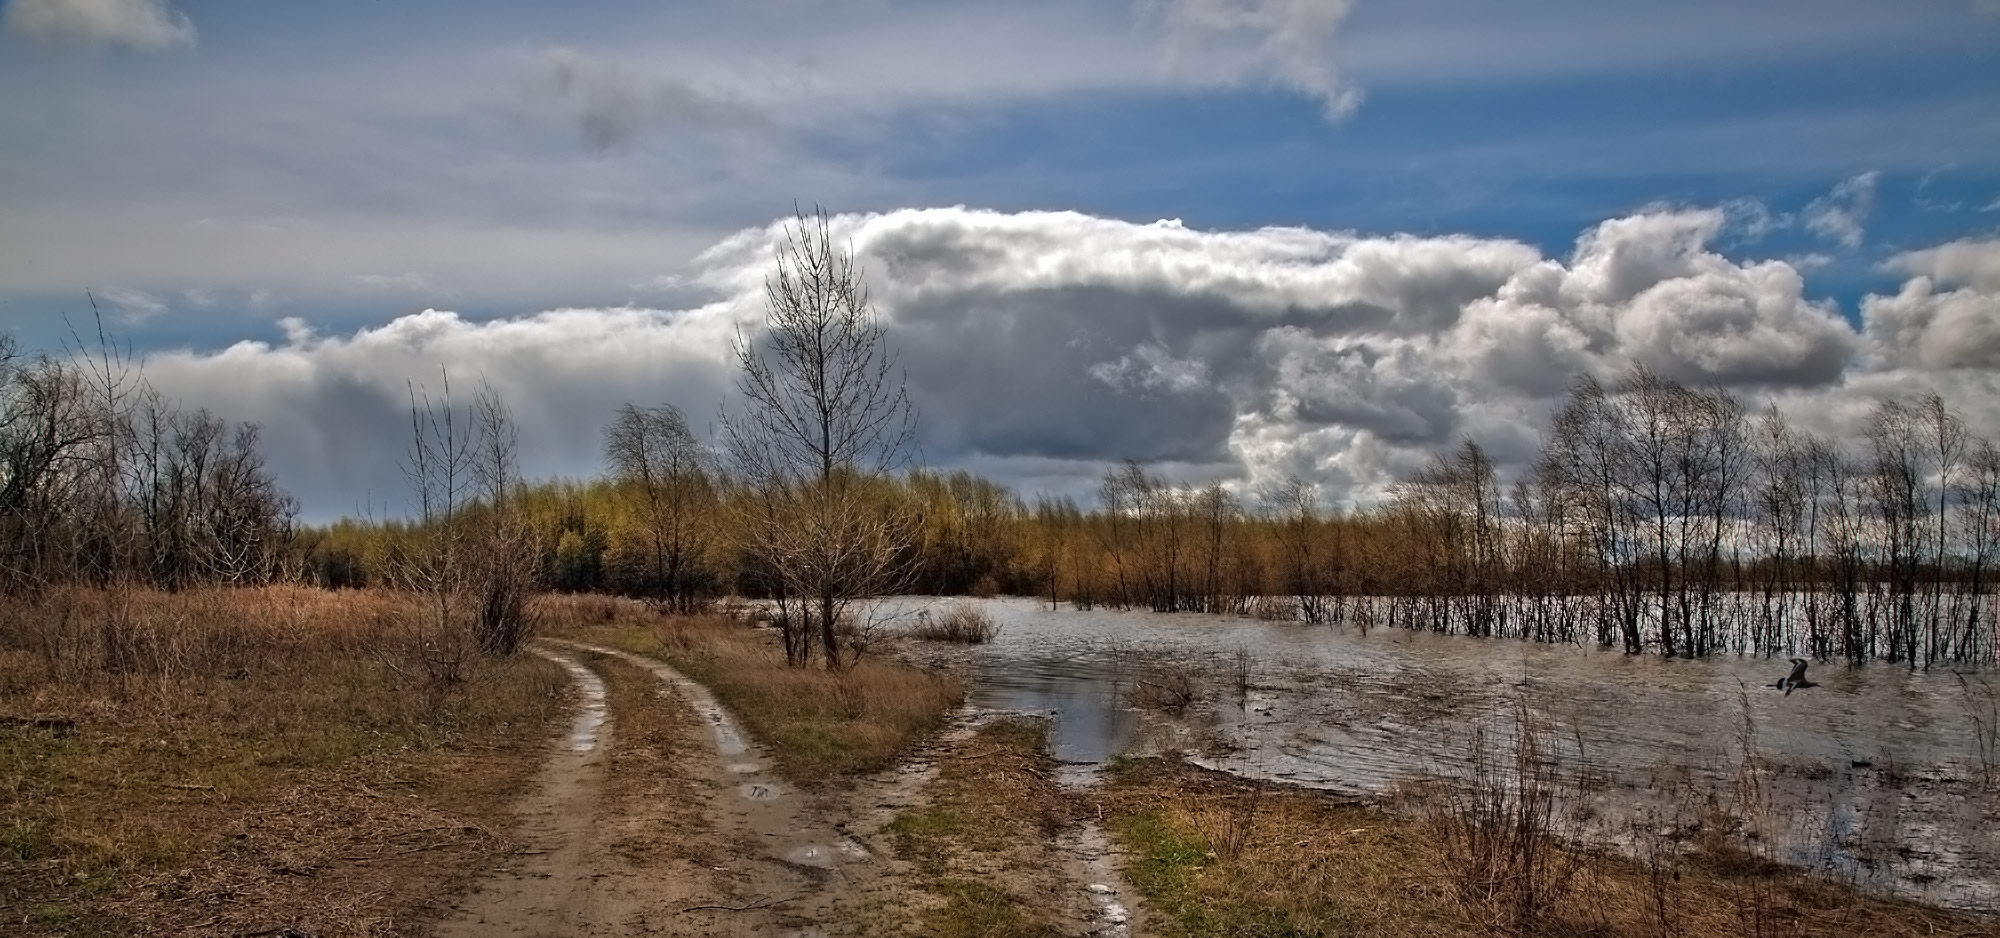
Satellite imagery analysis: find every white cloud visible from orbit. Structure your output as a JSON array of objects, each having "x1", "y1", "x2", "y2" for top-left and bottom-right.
[
  {"x1": 1802, "y1": 170, "x2": 1880, "y2": 249},
  {"x1": 1147, "y1": 0, "x2": 1363, "y2": 119},
  {"x1": 1090, "y1": 343, "x2": 1213, "y2": 395},
  {"x1": 4, "y1": 0, "x2": 194, "y2": 51},
  {"x1": 1865, "y1": 238, "x2": 2000, "y2": 372},
  {"x1": 1889, "y1": 236, "x2": 2000, "y2": 291},
  {"x1": 139, "y1": 306, "x2": 743, "y2": 520},
  {"x1": 1722, "y1": 197, "x2": 1792, "y2": 241},
  {"x1": 94, "y1": 285, "x2": 167, "y2": 322},
  {"x1": 114, "y1": 206, "x2": 2000, "y2": 518}
]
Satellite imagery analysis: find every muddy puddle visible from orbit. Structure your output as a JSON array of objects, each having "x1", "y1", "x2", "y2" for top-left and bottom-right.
[{"x1": 869, "y1": 596, "x2": 2000, "y2": 912}]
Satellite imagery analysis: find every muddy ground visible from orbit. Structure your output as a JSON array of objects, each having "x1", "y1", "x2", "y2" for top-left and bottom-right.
[{"x1": 430, "y1": 640, "x2": 1137, "y2": 937}]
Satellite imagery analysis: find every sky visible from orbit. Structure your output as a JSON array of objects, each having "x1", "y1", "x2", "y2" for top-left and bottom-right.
[{"x1": 2, "y1": 0, "x2": 1999, "y2": 520}]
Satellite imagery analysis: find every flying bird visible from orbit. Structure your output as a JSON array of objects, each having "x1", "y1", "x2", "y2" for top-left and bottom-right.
[{"x1": 1772, "y1": 658, "x2": 1818, "y2": 696}]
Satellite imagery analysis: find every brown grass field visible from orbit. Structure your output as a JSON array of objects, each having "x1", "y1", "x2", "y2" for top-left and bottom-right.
[{"x1": 0, "y1": 587, "x2": 566, "y2": 937}]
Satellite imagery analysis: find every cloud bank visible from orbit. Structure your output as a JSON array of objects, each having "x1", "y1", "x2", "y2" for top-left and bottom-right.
[
  {"x1": 130, "y1": 208, "x2": 2000, "y2": 519},
  {"x1": 4, "y1": 0, "x2": 194, "y2": 51}
]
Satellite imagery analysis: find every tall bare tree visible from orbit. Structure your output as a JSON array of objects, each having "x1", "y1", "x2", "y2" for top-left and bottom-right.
[
  {"x1": 724, "y1": 206, "x2": 917, "y2": 670},
  {"x1": 470, "y1": 382, "x2": 537, "y2": 654}
]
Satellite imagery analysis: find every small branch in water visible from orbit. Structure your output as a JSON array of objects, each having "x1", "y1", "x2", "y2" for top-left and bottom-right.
[{"x1": 682, "y1": 894, "x2": 803, "y2": 913}]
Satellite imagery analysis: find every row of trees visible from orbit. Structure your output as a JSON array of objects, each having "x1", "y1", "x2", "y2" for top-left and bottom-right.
[
  {"x1": 0, "y1": 327, "x2": 300, "y2": 594},
  {"x1": 1396, "y1": 374, "x2": 1998, "y2": 666},
  {"x1": 297, "y1": 367, "x2": 1997, "y2": 668}
]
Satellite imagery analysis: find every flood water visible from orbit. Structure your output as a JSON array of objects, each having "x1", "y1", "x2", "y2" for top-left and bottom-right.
[{"x1": 870, "y1": 596, "x2": 2000, "y2": 912}]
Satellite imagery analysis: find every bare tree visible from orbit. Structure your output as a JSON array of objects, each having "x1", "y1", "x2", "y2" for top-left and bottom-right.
[
  {"x1": 1261, "y1": 475, "x2": 1328, "y2": 623},
  {"x1": 470, "y1": 382, "x2": 537, "y2": 654},
  {"x1": 391, "y1": 371, "x2": 480, "y2": 705},
  {"x1": 724, "y1": 206, "x2": 917, "y2": 670},
  {"x1": 604, "y1": 402, "x2": 715, "y2": 612}
]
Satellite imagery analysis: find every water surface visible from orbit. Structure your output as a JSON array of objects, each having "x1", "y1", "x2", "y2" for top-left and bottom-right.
[{"x1": 872, "y1": 596, "x2": 2000, "y2": 911}]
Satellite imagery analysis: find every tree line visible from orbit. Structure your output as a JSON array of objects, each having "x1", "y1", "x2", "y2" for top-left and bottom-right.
[
  {"x1": 0, "y1": 327, "x2": 300, "y2": 594},
  {"x1": 297, "y1": 366, "x2": 1996, "y2": 668}
]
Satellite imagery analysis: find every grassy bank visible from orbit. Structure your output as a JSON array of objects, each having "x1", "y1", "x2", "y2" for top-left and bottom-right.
[
  {"x1": 1100, "y1": 757, "x2": 1998, "y2": 938},
  {"x1": 537, "y1": 595, "x2": 962, "y2": 782},
  {"x1": 0, "y1": 587, "x2": 566, "y2": 937},
  {"x1": 877, "y1": 719, "x2": 1077, "y2": 938}
]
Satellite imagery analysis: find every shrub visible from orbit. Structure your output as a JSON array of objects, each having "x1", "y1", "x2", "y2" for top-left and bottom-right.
[
  {"x1": 912, "y1": 604, "x2": 1000, "y2": 644},
  {"x1": 1130, "y1": 664, "x2": 1202, "y2": 714},
  {"x1": 1421, "y1": 706, "x2": 1586, "y2": 930}
]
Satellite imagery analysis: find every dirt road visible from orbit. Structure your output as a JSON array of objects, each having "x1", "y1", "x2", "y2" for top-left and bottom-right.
[{"x1": 431, "y1": 640, "x2": 1140, "y2": 936}]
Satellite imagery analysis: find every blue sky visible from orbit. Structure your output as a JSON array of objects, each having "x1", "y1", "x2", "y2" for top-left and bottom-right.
[{"x1": 3, "y1": 0, "x2": 1998, "y2": 517}]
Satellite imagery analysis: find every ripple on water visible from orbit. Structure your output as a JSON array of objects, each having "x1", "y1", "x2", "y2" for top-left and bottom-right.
[{"x1": 865, "y1": 596, "x2": 2000, "y2": 912}]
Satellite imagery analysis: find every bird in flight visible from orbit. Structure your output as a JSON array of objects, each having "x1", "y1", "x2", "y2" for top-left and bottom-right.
[{"x1": 1772, "y1": 658, "x2": 1818, "y2": 696}]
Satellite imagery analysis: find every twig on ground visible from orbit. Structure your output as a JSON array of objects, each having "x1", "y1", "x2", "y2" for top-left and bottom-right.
[{"x1": 681, "y1": 893, "x2": 803, "y2": 913}]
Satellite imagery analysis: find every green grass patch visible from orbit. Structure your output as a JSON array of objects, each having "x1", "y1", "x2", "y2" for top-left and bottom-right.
[{"x1": 924, "y1": 877, "x2": 1065, "y2": 938}]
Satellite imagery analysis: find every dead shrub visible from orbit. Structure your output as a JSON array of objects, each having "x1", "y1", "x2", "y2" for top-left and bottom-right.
[
  {"x1": 911, "y1": 604, "x2": 1000, "y2": 644},
  {"x1": 1130, "y1": 664, "x2": 1202, "y2": 714},
  {"x1": 1181, "y1": 785, "x2": 1264, "y2": 862},
  {"x1": 1422, "y1": 704, "x2": 1587, "y2": 930}
]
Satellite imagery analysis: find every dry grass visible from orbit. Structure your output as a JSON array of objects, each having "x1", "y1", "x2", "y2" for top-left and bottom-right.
[
  {"x1": 1959, "y1": 672, "x2": 1999, "y2": 789},
  {"x1": 1099, "y1": 757, "x2": 2000, "y2": 938},
  {"x1": 536, "y1": 594, "x2": 963, "y2": 782},
  {"x1": 0, "y1": 586, "x2": 567, "y2": 937},
  {"x1": 583, "y1": 655, "x2": 724, "y2": 871},
  {"x1": 911, "y1": 604, "x2": 1001, "y2": 644},
  {"x1": 1420, "y1": 708, "x2": 1588, "y2": 930},
  {"x1": 878, "y1": 719, "x2": 1074, "y2": 938}
]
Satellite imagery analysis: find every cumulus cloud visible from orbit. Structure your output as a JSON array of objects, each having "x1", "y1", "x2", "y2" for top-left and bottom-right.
[
  {"x1": 1721, "y1": 197, "x2": 1792, "y2": 242},
  {"x1": 1802, "y1": 170, "x2": 1880, "y2": 249},
  {"x1": 1863, "y1": 238, "x2": 2000, "y2": 372},
  {"x1": 4, "y1": 0, "x2": 194, "y2": 51},
  {"x1": 124, "y1": 206, "x2": 1996, "y2": 519},
  {"x1": 521, "y1": 48, "x2": 765, "y2": 151},
  {"x1": 140, "y1": 307, "x2": 742, "y2": 521},
  {"x1": 1146, "y1": 0, "x2": 1362, "y2": 119},
  {"x1": 1090, "y1": 343, "x2": 1213, "y2": 395},
  {"x1": 1890, "y1": 236, "x2": 2000, "y2": 291}
]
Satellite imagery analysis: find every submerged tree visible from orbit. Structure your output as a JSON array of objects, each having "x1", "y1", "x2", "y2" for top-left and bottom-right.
[{"x1": 724, "y1": 206, "x2": 918, "y2": 670}]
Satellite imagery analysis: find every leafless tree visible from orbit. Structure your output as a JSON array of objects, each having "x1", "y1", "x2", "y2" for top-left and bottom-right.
[
  {"x1": 604, "y1": 402, "x2": 716, "y2": 612},
  {"x1": 723, "y1": 205, "x2": 918, "y2": 670},
  {"x1": 470, "y1": 382, "x2": 537, "y2": 654},
  {"x1": 1261, "y1": 475, "x2": 1329, "y2": 623},
  {"x1": 390, "y1": 371, "x2": 480, "y2": 703}
]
